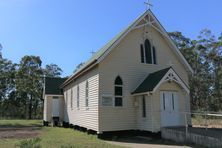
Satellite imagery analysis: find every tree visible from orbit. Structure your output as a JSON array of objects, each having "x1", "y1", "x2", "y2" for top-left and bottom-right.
[
  {"x1": 44, "y1": 64, "x2": 63, "y2": 78},
  {"x1": 0, "y1": 58, "x2": 16, "y2": 117},
  {"x1": 73, "y1": 62, "x2": 85, "y2": 73},
  {"x1": 169, "y1": 31, "x2": 212, "y2": 111},
  {"x1": 0, "y1": 43, "x2": 2, "y2": 59},
  {"x1": 15, "y1": 56, "x2": 43, "y2": 119}
]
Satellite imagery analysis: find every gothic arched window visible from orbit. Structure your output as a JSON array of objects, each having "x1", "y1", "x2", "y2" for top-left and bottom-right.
[
  {"x1": 140, "y1": 39, "x2": 157, "y2": 64},
  {"x1": 114, "y1": 76, "x2": 123, "y2": 107},
  {"x1": 145, "y1": 39, "x2": 152, "y2": 64}
]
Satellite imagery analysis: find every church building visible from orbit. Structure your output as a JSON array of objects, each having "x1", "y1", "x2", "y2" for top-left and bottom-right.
[{"x1": 43, "y1": 10, "x2": 193, "y2": 134}]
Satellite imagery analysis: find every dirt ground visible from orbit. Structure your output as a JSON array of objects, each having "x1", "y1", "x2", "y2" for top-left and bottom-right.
[{"x1": 0, "y1": 126, "x2": 41, "y2": 139}]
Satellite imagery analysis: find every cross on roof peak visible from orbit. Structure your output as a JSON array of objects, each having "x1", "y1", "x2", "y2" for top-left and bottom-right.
[{"x1": 144, "y1": 0, "x2": 153, "y2": 10}]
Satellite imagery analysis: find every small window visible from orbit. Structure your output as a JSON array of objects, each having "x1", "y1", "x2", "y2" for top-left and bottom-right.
[
  {"x1": 152, "y1": 46, "x2": 157, "y2": 64},
  {"x1": 115, "y1": 97, "x2": 122, "y2": 106},
  {"x1": 71, "y1": 89, "x2": 73, "y2": 109},
  {"x1": 140, "y1": 44, "x2": 145, "y2": 63},
  {"x1": 85, "y1": 81, "x2": 89, "y2": 107},
  {"x1": 114, "y1": 76, "x2": 123, "y2": 107},
  {"x1": 77, "y1": 85, "x2": 79, "y2": 108},
  {"x1": 142, "y1": 95, "x2": 146, "y2": 118},
  {"x1": 102, "y1": 96, "x2": 113, "y2": 106},
  {"x1": 145, "y1": 39, "x2": 152, "y2": 64}
]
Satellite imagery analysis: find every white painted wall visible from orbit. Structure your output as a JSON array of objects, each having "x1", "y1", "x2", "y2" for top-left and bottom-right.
[
  {"x1": 98, "y1": 23, "x2": 190, "y2": 133},
  {"x1": 63, "y1": 67, "x2": 99, "y2": 132}
]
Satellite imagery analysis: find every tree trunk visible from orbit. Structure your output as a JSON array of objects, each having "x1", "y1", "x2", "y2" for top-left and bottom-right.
[
  {"x1": 34, "y1": 99, "x2": 38, "y2": 119},
  {"x1": 29, "y1": 94, "x2": 32, "y2": 119}
]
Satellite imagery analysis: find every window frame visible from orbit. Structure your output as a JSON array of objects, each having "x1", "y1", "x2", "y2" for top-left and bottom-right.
[
  {"x1": 85, "y1": 80, "x2": 89, "y2": 108},
  {"x1": 77, "y1": 85, "x2": 80, "y2": 109},
  {"x1": 114, "y1": 76, "x2": 123, "y2": 107},
  {"x1": 71, "y1": 88, "x2": 73, "y2": 109}
]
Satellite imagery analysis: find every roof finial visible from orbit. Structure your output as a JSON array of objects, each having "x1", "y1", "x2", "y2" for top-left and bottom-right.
[
  {"x1": 90, "y1": 50, "x2": 95, "y2": 56},
  {"x1": 144, "y1": 0, "x2": 153, "y2": 10}
]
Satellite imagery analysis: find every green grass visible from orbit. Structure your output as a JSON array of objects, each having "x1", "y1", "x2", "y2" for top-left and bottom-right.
[
  {"x1": 0, "y1": 119, "x2": 42, "y2": 127},
  {"x1": 0, "y1": 120, "x2": 123, "y2": 148}
]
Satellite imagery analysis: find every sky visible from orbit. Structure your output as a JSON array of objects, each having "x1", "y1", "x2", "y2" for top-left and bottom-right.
[{"x1": 0, "y1": 0, "x2": 221, "y2": 76}]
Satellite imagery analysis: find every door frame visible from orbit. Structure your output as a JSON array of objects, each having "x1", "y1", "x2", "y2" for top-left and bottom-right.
[{"x1": 160, "y1": 91, "x2": 180, "y2": 127}]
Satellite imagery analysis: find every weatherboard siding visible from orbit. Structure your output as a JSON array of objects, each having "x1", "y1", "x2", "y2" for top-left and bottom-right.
[
  {"x1": 98, "y1": 25, "x2": 189, "y2": 132},
  {"x1": 63, "y1": 67, "x2": 99, "y2": 132},
  {"x1": 136, "y1": 95, "x2": 153, "y2": 131},
  {"x1": 43, "y1": 95, "x2": 64, "y2": 122}
]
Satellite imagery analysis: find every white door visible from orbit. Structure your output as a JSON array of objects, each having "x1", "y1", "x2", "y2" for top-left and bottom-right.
[
  {"x1": 160, "y1": 91, "x2": 180, "y2": 127},
  {"x1": 52, "y1": 97, "x2": 60, "y2": 117}
]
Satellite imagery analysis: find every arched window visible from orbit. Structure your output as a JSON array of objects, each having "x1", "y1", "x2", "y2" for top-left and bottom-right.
[
  {"x1": 114, "y1": 76, "x2": 123, "y2": 107},
  {"x1": 145, "y1": 39, "x2": 152, "y2": 64},
  {"x1": 140, "y1": 44, "x2": 145, "y2": 63},
  {"x1": 140, "y1": 39, "x2": 157, "y2": 64},
  {"x1": 152, "y1": 46, "x2": 157, "y2": 64}
]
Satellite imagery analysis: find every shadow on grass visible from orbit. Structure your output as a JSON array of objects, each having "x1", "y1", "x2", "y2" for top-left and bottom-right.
[{"x1": 104, "y1": 135, "x2": 203, "y2": 148}]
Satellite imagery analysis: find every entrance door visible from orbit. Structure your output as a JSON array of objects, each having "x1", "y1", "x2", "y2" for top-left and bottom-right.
[
  {"x1": 160, "y1": 91, "x2": 180, "y2": 127},
  {"x1": 52, "y1": 97, "x2": 60, "y2": 117}
]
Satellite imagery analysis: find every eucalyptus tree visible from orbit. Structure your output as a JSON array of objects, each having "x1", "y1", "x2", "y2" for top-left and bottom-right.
[
  {"x1": 15, "y1": 56, "x2": 43, "y2": 119},
  {"x1": 44, "y1": 63, "x2": 63, "y2": 78}
]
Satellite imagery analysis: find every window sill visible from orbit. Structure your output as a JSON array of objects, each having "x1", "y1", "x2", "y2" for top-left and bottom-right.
[{"x1": 141, "y1": 63, "x2": 158, "y2": 66}]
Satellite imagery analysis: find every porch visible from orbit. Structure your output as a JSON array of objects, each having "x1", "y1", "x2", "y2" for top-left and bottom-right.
[{"x1": 132, "y1": 67, "x2": 190, "y2": 132}]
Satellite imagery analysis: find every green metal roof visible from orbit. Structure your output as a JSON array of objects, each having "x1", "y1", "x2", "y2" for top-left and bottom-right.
[
  {"x1": 45, "y1": 77, "x2": 67, "y2": 95},
  {"x1": 62, "y1": 10, "x2": 193, "y2": 87},
  {"x1": 132, "y1": 67, "x2": 171, "y2": 94},
  {"x1": 62, "y1": 11, "x2": 150, "y2": 87}
]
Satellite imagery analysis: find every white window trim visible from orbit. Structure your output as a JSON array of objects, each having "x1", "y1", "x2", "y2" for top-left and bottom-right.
[
  {"x1": 71, "y1": 89, "x2": 73, "y2": 109},
  {"x1": 114, "y1": 84, "x2": 123, "y2": 107},
  {"x1": 77, "y1": 85, "x2": 80, "y2": 109},
  {"x1": 85, "y1": 81, "x2": 89, "y2": 108}
]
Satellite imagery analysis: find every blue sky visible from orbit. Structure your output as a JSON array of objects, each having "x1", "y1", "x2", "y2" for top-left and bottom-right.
[{"x1": 0, "y1": 0, "x2": 221, "y2": 76}]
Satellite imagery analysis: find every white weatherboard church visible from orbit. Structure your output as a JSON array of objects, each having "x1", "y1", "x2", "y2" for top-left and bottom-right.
[{"x1": 43, "y1": 10, "x2": 193, "y2": 134}]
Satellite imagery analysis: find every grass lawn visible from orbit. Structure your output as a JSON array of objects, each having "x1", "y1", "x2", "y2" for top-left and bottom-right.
[
  {"x1": 0, "y1": 120, "x2": 123, "y2": 148},
  {"x1": 0, "y1": 119, "x2": 42, "y2": 127}
]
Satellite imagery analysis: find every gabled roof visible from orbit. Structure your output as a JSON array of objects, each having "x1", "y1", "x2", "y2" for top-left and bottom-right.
[
  {"x1": 132, "y1": 67, "x2": 190, "y2": 95},
  {"x1": 62, "y1": 10, "x2": 193, "y2": 88},
  {"x1": 132, "y1": 67, "x2": 171, "y2": 94},
  {"x1": 45, "y1": 77, "x2": 67, "y2": 95}
]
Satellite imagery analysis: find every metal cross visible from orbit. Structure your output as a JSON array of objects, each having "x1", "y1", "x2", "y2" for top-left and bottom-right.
[
  {"x1": 90, "y1": 50, "x2": 95, "y2": 55},
  {"x1": 144, "y1": 0, "x2": 153, "y2": 10}
]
